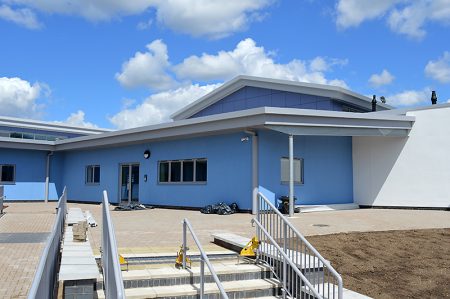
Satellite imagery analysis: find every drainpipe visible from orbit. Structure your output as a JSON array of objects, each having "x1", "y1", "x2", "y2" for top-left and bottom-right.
[
  {"x1": 245, "y1": 130, "x2": 258, "y2": 215},
  {"x1": 45, "y1": 151, "x2": 53, "y2": 203}
]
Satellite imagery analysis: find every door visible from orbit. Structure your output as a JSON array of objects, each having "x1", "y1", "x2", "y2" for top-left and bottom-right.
[{"x1": 120, "y1": 164, "x2": 139, "y2": 204}]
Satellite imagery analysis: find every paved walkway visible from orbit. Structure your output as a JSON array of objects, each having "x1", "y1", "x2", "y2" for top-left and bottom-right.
[
  {"x1": 0, "y1": 202, "x2": 56, "y2": 299},
  {"x1": 66, "y1": 203, "x2": 450, "y2": 255}
]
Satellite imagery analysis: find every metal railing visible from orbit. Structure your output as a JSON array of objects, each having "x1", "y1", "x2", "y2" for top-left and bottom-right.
[
  {"x1": 256, "y1": 191, "x2": 343, "y2": 299},
  {"x1": 28, "y1": 187, "x2": 67, "y2": 299},
  {"x1": 182, "y1": 218, "x2": 229, "y2": 299},
  {"x1": 101, "y1": 190, "x2": 125, "y2": 299}
]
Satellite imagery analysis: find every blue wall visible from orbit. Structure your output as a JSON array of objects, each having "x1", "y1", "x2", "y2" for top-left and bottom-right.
[
  {"x1": 0, "y1": 148, "x2": 59, "y2": 200},
  {"x1": 258, "y1": 130, "x2": 353, "y2": 205},
  {"x1": 61, "y1": 132, "x2": 254, "y2": 209},
  {"x1": 190, "y1": 86, "x2": 366, "y2": 118}
]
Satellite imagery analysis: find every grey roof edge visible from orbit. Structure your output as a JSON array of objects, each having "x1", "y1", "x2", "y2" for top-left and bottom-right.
[
  {"x1": 0, "y1": 108, "x2": 414, "y2": 151},
  {"x1": 371, "y1": 102, "x2": 450, "y2": 115},
  {"x1": 0, "y1": 115, "x2": 112, "y2": 135},
  {"x1": 170, "y1": 75, "x2": 394, "y2": 120}
]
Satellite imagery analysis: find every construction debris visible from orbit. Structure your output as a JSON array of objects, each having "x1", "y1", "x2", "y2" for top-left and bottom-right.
[
  {"x1": 200, "y1": 202, "x2": 239, "y2": 215},
  {"x1": 114, "y1": 203, "x2": 149, "y2": 211},
  {"x1": 72, "y1": 220, "x2": 88, "y2": 242}
]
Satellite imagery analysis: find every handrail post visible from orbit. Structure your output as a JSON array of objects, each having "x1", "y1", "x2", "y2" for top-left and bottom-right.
[
  {"x1": 283, "y1": 222, "x2": 287, "y2": 299},
  {"x1": 200, "y1": 258, "x2": 205, "y2": 299},
  {"x1": 182, "y1": 220, "x2": 187, "y2": 269}
]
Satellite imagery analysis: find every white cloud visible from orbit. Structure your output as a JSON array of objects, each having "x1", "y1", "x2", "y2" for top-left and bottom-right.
[
  {"x1": 0, "y1": 4, "x2": 42, "y2": 29},
  {"x1": 0, "y1": 77, "x2": 45, "y2": 118},
  {"x1": 153, "y1": 0, "x2": 272, "y2": 39},
  {"x1": 115, "y1": 39, "x2": 175, "y2": 90},
  {"x1": 336, "y1": 0, "x2": 399, "y2": 28},
  {"x1": 369, "y1": 69, "x2": 395, "y2": 87},
  {"x1": 425, "y1": 51, "x2": 450, "y2": 83},
  {"x1": 336, "y1": 0, "x2": 450, "y2": 39},
  {"x1": 6, "y1": 0, "x2": 273, "y2": 38},
  {"x1": 109, "y1": 83, "x2": 220, "y2": 129},
  {"x1": 137, "y1": 19, "x2": 152, "y2": 30},
  {"x1": 54, "y1": 110, "x2": 99, "y2": 129},
  {"x1": 174, "y1": 38, "x2": 348, "y2": 88},
  {"x1": 387, "y1": 88, "x2": 431, "y2": 106}
]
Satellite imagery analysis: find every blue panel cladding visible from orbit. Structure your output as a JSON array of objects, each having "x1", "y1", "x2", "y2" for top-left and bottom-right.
[
  {"x1": 258, "y1": 129, "x2": 353, "y2": 205},
  {"x1": 61, "y1": 132, "x2": 253, "y2": 210},
  {"x1": 189, "y1": 87, "x2": 367, "y2": 118},
  {"x1": 0, "y1": 148, "x2": 59, "y2": 201}
]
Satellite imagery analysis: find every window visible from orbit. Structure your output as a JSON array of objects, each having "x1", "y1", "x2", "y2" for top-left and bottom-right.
[
  {"x1": 86, "y1": 165, "x2": 100, "y2": 184},
  {"x1": 280, "y1": 157, "x2": 303, "y2": 184},
  {"x1": 0, "y1": 164, "x2": 15, "y2": 183},
  {"x1": 158, "y1": 159, "x2": 207, "y2": 183}
]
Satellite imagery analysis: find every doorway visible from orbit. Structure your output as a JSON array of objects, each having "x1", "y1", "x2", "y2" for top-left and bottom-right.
[{"x1": 120, "y1": 163, "x2": 139, "y2": 204}]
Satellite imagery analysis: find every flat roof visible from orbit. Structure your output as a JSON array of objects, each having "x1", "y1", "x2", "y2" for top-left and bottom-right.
[
  {"x1": 171, "y1": 75, "x2": 394, "y2": 120},
  {"x1": 0, "y1": 107, "x2": 414, "y2": 151}
]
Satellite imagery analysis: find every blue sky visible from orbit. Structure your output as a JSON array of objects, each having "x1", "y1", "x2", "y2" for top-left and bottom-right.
[{"x1": 0, "y1": 0, "x2": 449, "y2": 129}]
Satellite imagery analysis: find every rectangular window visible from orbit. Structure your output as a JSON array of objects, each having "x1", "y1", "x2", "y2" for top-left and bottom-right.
[
  {"x1": 158, "y1": 159, "x2": 207, "y2": 184},
  {"x1": 86, "y1": 165, "x2": 100, "y2": 184},
  {"x1": 0, "y1": 164, "x2": 15, "y2": 183},
  {"x1": 280, "y1": 157, "x2": 303, "y2": 184}
]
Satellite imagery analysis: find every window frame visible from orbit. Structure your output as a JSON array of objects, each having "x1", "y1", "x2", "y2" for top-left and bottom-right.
[
  {"x1": 85, "y1": 165, "x2": 101, "y2": 185},
  {"x1": 280, "y1": 157, "x2": 304, "y2": 185},
  {"x1": 0, "y1": 164, "x2": 16, "y2": 184},
  {"x1": 158, "y1": 158, "x2": 207, "y2": 184}
]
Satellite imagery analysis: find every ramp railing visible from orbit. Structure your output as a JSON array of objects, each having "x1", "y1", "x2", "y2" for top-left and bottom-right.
[
  {"x1": 101, "y1": 190, "x2": 125, "y2": 299},
  {"x1": 182, "y1": 218, "x2": 229, "y2": 299},
  {"x1": 28, "y1": 187, "x2": 67, "y2": 299},
  {"x1": 256, "y1": 191, "x2": 343, "y2": 299}
]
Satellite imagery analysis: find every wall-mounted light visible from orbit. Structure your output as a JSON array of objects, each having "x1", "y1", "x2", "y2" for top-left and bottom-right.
[
  {"x1": 143, "y1": 149, "x2": 151, "y2": 159},
  {"x1": 144, "y1": 174, "x2": 148, "y2": 182},
  {"x1": 240, "y1": 136, "x2": 249, "y2": 142}
]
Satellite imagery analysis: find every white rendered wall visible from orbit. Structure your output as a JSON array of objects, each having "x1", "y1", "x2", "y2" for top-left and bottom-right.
[{"x1": 353, "y1": 106, "x2": 450, "y2": 208}]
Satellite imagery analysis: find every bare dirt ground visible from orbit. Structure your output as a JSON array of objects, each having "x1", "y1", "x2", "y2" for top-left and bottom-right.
[{"x1": 307, "y1": 229, "x2": 450, "y2": 299}]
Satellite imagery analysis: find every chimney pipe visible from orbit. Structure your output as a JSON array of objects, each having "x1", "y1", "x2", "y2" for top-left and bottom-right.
[
  {"x1": 372, "y1": 95, "x2": 377, "y2": 112},
  {"x1": 431, "y1": 91, "x2": 437, "y2": 105}
]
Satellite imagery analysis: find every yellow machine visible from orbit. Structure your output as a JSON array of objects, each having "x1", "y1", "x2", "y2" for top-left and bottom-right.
[
  {"x1": 240, "y1": 236, "x2": 260, "y2": 257},
  {"x1": 175, "y1": 245, "x2": 192, "y2": 268},
  {"x1": 119, "y1": 254, "x2": 128, "y2": 271}
]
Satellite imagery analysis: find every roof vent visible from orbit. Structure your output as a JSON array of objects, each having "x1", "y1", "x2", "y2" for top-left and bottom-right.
[
  {"x1": 372, "y1": 95, "x2": 377, "y2": 112},
  {"x1": 380, "y1": 96, "x2": 386, "y2": 104},
  {"x1": 431, "y1": 91, "x2": 437, "y2": 105}
]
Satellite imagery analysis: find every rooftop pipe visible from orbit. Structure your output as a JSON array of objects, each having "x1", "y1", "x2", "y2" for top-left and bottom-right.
[
  {"x1": 431, "y1": 91, "x2": 437, "y2": 105},
  {"x1": 372, "y1": 95, "x2": 377, "y2": 112}
]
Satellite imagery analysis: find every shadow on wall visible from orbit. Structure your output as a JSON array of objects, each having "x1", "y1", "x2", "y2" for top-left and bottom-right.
[{"x1": 353, "y1": 136, "x2": 408, "y2": 205}]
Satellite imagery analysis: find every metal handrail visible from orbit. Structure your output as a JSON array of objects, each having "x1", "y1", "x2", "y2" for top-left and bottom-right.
[
  {"x1": 0, "y1": 185, "x2": 4, "y2": 214},
  {"x1": 252, "y1": 218, "x2": 321, "y2": 298},
  {"x1": 28, "y1": 187, "x2": 67, "y2": 299},
  {"x1": 257, "y1": 191, "x2": 343, "y2": 299},
  {"x1": 101, "y1": 191, "x2": 125, "y2": 299},
  {"x1": 182, "y1": 218, "x2": 229, "y2": 299}
]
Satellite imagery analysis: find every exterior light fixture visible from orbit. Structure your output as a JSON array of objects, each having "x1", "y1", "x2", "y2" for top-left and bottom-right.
[
  {"x1": 241, "y1": 136, "x2": 249, "y2": 142},
  {"x1": 143, "y1": 149, "x2": 151, "y2": 159}
]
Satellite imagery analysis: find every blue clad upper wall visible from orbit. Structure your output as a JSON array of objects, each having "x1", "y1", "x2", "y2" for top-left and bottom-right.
[
  {"x1": 0, "y1": 148, "x2": 59, "y2": 200},
  {"x1": 258, "y1": 130, "x2": 353, "y2": 205},
  {"x1": 190, "y1": 86, "x2": 366, "y2": 118},
  {"x1": 62, "y1": 132, "x2": 253, "y2": 209}
]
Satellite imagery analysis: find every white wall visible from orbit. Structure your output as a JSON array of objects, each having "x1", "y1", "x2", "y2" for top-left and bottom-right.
[{"x1": 353, "y1": 106, "x2": 450, "y2": 208}]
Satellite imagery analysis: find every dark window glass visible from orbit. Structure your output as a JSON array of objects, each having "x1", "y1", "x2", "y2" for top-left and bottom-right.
[
  {"x1": 93, "y1": 166, "x2": 100, "y2": 183},
  {"x1": 183, "y1": 161, "x2": 194, "y2": 182},
  {"x1": 170, "y1": 161, "x2": 181, "y2": 182},
  {"x1": 1, "y1": 165, "x2": 15, "y2": 182},
  {"x1": 159, "y1": 162, "x2": 169, "y2": 182},
  {"x1": 86, "y1": 165, "x2": 100, "y2": 184},
  {"x1": 9, "y1": 132, "x2": 22, "y2": 139},
  {"x1": 22, "y1": 133, "x2": 34, "y2": 139},
  {"x1": 195, "y1": 160, "x2": 207, "y2": 182},
  {"x1": 35, "y1": 134, "x2": 47, "y2": 140}
]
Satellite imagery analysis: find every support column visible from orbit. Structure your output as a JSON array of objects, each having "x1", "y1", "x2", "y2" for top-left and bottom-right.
[
  {"x1": 251, "y1": 133, "x2": 259, "y2": 215},
  {"x1": 289, "y1": 134, "x2": 294, "y2": 217},
  {"x1": 45, "y1": 151, "x2": 53, "y2": 203}
]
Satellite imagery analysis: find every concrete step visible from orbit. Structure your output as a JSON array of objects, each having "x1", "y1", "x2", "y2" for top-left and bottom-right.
[
  {"x1": 296, "y1": 203, "x2": 359, "y2": 213},
  {"x1": 97, "y1": 261, "x2": 272, "y2": 289},
  {"x1": 96, "y1": 278, "x2": 281, "y2": 298}
]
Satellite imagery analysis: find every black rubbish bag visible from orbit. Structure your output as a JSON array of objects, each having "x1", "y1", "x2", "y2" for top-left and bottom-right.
[{"x1": 200, "y1": 202, "x2": 239, "y2": 215}]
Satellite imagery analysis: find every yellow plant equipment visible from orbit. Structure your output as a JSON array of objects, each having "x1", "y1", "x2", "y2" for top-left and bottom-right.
[{"x1": 240, "y1": 236, "x2": 260, "y2": 257}]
